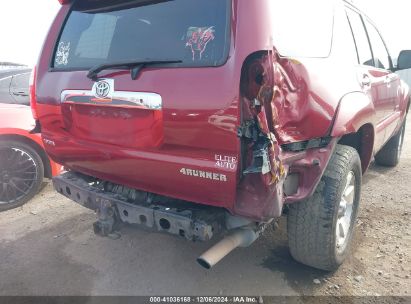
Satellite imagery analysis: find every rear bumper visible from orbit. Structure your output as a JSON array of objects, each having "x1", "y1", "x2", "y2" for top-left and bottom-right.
[
  {"x1": 43, "y1": 129, "x2": 238, "y2": 213},
  {"x1": 53, "y1": 171, "x2": 225, "y2": 241}
]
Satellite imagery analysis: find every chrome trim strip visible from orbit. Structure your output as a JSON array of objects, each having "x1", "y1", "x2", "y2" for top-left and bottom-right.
[{"x1": 61, "y1": 90, "x2": 162, "y2": 110}]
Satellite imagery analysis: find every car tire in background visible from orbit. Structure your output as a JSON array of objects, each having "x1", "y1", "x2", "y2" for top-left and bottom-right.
[
  {"x1": 375, "y1": 119, "x2": 406, "y2": 167},
  {"x1": 287, "y1": 145, "x2": 362, "y2": 271},
  {"x1": 0, "y1": 140, "x2": 44, "y2": 211}
]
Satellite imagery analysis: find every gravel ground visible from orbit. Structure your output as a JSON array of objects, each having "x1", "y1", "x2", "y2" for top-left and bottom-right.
[{"x1": 0, "y1": 117, "x2": 410, "y2": 297}]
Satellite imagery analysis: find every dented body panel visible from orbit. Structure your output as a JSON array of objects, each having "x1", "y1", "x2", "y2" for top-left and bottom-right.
[{"x1": 35, "y1": 0, "x2": 409, "y2": 222}]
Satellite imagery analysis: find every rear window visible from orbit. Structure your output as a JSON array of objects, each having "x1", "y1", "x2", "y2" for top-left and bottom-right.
[
  {"x1": 53, "y1": 0, "x2": 231, "y2": 69},
  {"x1": 269, "y1": 0, "x2": 335, "y2": 58}
]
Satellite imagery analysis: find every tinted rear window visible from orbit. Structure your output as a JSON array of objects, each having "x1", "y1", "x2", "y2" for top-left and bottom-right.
[{"x1": 53, "y1": 0, "x2": 230, "y2": 69}]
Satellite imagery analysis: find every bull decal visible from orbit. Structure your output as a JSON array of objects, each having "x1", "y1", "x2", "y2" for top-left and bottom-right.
[{"x1": 185, "y1": 26, "x2": 215, "y2": 61}]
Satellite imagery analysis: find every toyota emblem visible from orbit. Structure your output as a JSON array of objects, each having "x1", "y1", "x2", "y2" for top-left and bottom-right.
[{"x1": 94, "y1": 80, "x2": 111, "y2": 98}]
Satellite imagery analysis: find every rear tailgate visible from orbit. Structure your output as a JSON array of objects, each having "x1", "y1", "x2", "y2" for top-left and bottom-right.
[{"x1": 36, "y1": 0, "x2": 241, "y2": 210}]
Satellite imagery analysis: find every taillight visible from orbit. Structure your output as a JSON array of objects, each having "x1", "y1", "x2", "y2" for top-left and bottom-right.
[
  {"x1": 29, "y1": 66, "x2": 38, "y2": 120},
  {"x1": 58, "y1": 0, "x2": 71, "y2": 4}
]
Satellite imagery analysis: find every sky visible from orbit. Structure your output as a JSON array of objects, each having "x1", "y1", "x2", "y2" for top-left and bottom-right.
[
  {"x1": 356, "y1": 0, "x2": 411, "y2": 57},
  {"x1": 0, "y1": 0, "x2": 410, "y2": 67}
]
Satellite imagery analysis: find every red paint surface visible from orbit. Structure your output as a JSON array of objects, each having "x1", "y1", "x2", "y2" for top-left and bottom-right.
[{"x1": 35, "y1": 0, "x2": 410, "y2": 220}]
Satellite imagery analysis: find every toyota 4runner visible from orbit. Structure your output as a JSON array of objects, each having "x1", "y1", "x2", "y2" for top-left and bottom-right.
[{"x1": 32, "y1": 0, "x2": 410, "y2": 270}]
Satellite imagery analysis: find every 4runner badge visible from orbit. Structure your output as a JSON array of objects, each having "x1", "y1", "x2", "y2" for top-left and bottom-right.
[
  {"x1": 92, "y1": 79, "x2": 114, "y2": 99},
  {"x1": 180, "y1": 168, "x2": 227, "y2": 182}
]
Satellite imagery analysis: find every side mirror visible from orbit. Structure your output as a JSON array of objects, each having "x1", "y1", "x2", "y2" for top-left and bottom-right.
[{"x1": 397, "y1": 50, "x2": 411, "y2": 70}]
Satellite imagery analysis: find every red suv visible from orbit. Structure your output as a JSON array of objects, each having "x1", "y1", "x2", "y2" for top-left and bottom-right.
[{"x1": 33, "y1": 0, "x2": 410, "y2": 270}]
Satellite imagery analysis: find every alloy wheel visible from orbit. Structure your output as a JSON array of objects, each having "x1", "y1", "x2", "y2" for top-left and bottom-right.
[
  {"x1": 335, "y1": 171, "x2": 356, "y2": 254},
  {"x1": 0, "y1": 147, "x2": 38, "y2": 205}
]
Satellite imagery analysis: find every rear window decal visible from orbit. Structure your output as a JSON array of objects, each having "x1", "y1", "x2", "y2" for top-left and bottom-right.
[
  {"x1": 185, "y1": 26, "x2": 215, "y2": 61},
  {"x1": 55, "y1": 41, "x2": 71, "y2": 66}
]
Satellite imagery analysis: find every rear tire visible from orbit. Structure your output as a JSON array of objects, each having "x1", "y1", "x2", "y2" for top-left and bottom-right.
[
  {"x1": 375, "y1": 119, "x2": 406, "y2": 167},
  {"x1": 287, "y1": 145, "x2": 362, "y2": 271},
  {"x1": 0, "y1": 140, "x2": 44, "y2": 211}
]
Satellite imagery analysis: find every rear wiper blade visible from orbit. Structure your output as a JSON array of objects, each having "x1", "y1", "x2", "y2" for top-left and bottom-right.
[{"x1": 87, "y1": 59, "x2": 183, "y2": 80}]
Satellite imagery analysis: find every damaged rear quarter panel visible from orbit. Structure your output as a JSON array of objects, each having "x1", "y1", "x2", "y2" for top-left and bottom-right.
[
  {"x1": 233, "y1": 0, "x2": 365, "y2": 220},
  {"x1": 234, "y1": 51, "x2": 344, "y2": 220}
]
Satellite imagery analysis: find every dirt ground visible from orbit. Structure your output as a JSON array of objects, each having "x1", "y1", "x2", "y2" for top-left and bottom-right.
[{"x1": 0, "y1": 117, "x2": 410, "y2": 297}]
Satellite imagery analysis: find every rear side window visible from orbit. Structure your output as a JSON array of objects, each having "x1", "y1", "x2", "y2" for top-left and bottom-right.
[
  {"x1": 364, "y1": 20, "x2": 391, "y2": 70},
  {"x1": 53, "y1": 0, "x2": 231, "y2": 69},
  {"x1": 346, "y1": 8, "x2": 373, "y2": 66}
]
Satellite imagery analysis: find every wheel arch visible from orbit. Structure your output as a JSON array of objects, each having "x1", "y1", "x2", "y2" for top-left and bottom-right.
[
  {"x1": 331, "y1": 91, "x2": 376, "y2": 173},
  {"x1": 0, "y1": 134, "x2": 52, "y2": 179},
  {"x1": 337, "y1": 123, "x2": 375, "y2": 173}
]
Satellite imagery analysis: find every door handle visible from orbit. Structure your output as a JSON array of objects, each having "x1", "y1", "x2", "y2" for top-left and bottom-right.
[
  {"x1": 361, "y1": 74, "x2": 371, "y2": 87},
  {"x1": 12, "y1": 91, "x2": 28, "y2": 97}
]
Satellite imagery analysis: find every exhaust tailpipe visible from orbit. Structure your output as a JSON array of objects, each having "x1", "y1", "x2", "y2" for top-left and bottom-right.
[{"x1": 197, "y1": 228, "x2": 259, "y2": 269}]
